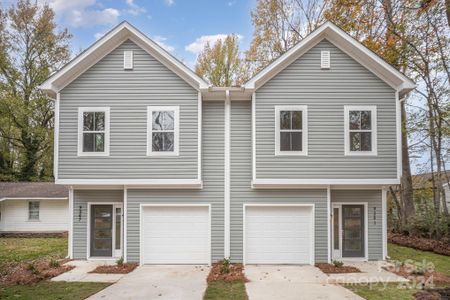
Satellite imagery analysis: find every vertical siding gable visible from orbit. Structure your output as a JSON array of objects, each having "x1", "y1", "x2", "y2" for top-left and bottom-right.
[
  {"x1": 59, "y1": 40, "x2": 198, "y2": 180},
  {"x1": 255, "y1": 39, "x2": 397, "y2": 179}
]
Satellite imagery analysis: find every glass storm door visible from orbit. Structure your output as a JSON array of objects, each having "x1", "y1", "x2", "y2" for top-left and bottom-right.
[
  {"x1": 90, "y1": 205, "x2": 113, "y2": 257},
  {"x1": 342, "y1": 205, "x2": 365, "y2": 258}
]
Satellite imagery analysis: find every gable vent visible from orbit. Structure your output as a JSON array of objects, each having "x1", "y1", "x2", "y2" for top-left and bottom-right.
[
  {"x1": 124, "y1": 50, "x2": 133, "y2": 70},
  {"x1": 321, "y1": 51, "x2": 330, "y2": 69}
]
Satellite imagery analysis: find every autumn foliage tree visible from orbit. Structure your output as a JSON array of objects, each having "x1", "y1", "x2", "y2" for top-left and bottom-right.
[{"x1": 0, "y1": 0, "x2": 72, "y2": 181}]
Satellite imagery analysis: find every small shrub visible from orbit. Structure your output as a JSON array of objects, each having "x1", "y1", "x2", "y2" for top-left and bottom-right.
[
  {"x1": 49, "y1": 259, "x2": 60, "y2": 268},
  {"x1": 116, "y1": 257, "x2": 124, "y2": 266},
  {"x1": 220, "y1": 258, "x2": 231, "y2": 274},
  {"x1": 333, "y1": 260, "x2": 344, "y2": 268},
  {"x1": 27, "y1": 263, "x2": 40, "y2": 275}
]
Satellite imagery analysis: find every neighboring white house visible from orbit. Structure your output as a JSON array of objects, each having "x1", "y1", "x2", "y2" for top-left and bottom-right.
[
  {"x1": 0, "y1": 182, "x2": 69, "y2": 232},
  {"x1": 445, "y1": 183, "x2": 450, "y2": 210}
]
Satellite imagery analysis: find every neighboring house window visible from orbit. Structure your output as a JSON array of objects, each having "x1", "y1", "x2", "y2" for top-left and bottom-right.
[
  {"x1": 78, "y1": 107, "x2": 110, "y2": 156},
  {"x1": 344, "y1": 106, "x2": 377, "y2": 155},
  {"x1": 147, "y1": 106, "x2": 179, "y2": 156},
  {"x1": 275, "y1": 105, "x2": 308, "y2": 156},
  {"x1": 28, "y1": 201, "x2": 40, "y2": 221}
]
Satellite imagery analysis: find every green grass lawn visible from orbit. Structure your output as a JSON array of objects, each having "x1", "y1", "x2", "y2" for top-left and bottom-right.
[
  {"x1": 0, "y1": 281, "x2": 110, "y2": 300},
  {"x1": 0, "y1": 238, "x2": 67, "y2": 267},
  {"x1": 344, "y1": 243, "x2": 450, "y2": 300},
  {"x1": 204, "y1": 280, "x2": 248, "y2": 300}
]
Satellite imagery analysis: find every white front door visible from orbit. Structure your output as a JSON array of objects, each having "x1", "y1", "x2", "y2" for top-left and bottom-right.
[
  {"x1": 141, "y1": 206, "x2": 210, "y2": 264},
  {"x1": 245, "y1": 205, "x2": 314, "y2": 264}
]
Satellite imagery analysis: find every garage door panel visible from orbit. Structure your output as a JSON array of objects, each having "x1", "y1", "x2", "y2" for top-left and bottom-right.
[
  {"x1": 142, "y1": 206, "x2": 209, "y2": 264},
  {"x1": 245, "y1": 206, "x2": 313, "y2": 265}
]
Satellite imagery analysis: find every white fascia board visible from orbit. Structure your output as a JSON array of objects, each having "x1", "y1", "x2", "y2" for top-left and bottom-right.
[
  {"x1": 0, "y1": 197, "x2": 68, "y2": 202},
  {"x1": 244, "y1": 21, "x2": 415, "y2": 94},
  {"x1": 39, "y1": 22, "x2": 208, "y2": 93},
  {"x1": 251, "y1": 178, "x2": 400, "y2": 189},
  {"x1": 55, "y1": 178, "x2": 203, "y2": 189}
]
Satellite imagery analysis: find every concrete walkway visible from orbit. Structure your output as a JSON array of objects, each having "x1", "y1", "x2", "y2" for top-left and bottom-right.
[
  {"x1": 245, "y1": 265, "x2": 364, "y2": 300},
  {"x1": 87, "y1": 265, "x2": 209, "y2": 300},
  {"x1": 51, "y1": 260, "x2": 125, "y2": 283}
]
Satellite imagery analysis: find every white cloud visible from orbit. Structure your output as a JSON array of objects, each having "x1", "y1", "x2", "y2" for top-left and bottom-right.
[
  {"x1": 42, "y1": 0, "x2": 120, "y2": 27},
  {"x1": 185, "y1": 34, "x2": 242, "y2": 55},
  {"x1": 94, "y1": 31, "x2": 106, "y2": 40},
  {"x1": 125, "y1": 0, "x2": 146, "y2": 16},
  {"x1": 153, "y1": 35, "x2": 175, "y2": 53},
  {"x1": 164, "y1": 0, "x2": 174, "y2": 6},
  {"x1": 227, "y1": 1, "x2": 236, "y2": 6}
]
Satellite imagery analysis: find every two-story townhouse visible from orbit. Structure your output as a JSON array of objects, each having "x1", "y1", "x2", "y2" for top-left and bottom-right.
[{"x1": 40, "y1": 21, "x2": 415, "y2": 265}]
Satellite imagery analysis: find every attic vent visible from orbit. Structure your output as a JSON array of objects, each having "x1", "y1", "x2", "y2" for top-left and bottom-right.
[
  {"x1": 321, "y1": 51, "x2": 330, "y2": 69},
  {"x1": 124, "y1": 50, "x2": 133, "y2": 70}
]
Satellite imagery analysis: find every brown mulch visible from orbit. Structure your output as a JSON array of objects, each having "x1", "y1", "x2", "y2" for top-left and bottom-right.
[
  {"x1": 315, "y1": 263, "x2": 361, "y2": 274},
  {"x1": 0, "y1": 258, "x2": 73, "y2": 285},
  {"x1": 389, "y1": 233, "x2": 450, "y2": 256},
  {"x1": 384, "y1": 265, "x2": 450, "y2": 285},
  {"x1": 414, "y1": 288, "x2": 450, "y2": 300},
  {"x1": 207, "y1": 261, "x2": 248, "y2": 283},
  {"x1": 0, "y1": 231, "x2": 68, "y2": 238},
  {"x1": 89, "y1": 263, "x2": 138, "y2": 274}
]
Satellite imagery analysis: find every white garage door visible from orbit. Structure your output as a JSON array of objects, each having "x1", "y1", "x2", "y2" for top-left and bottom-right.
[
  {"x1": 141, "y1": 206, "x2": 209, "y2": 264},
  {"x1": 245, "y1": 206, "x2": 313, "y2": 264}
]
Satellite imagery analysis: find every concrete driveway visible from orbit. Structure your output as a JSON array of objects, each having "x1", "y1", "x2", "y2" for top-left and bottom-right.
[
  {"x1": 245, "y1": 265, "x2": 364, "y2": 300},
  {"x1": 88, "y1": 265, "x2": 209, "y2": 300}
]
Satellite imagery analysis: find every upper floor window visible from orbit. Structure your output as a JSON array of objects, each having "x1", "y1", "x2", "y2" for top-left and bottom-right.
[
  {"x1": 28, "y1": 201, "x2": 40, "y2": 221},
  {"x1": 78, "y1": 107, "x2": 110, "y2": 156},
  {"x1": 344, "y1": 105, "x2": 377, "y2": 156},
  {"x1": 147, "y1": 106, "x2": 179, "y2": 156},
  {"x1": 275, "y1": 105, "x2": 308, "y2": 156}
]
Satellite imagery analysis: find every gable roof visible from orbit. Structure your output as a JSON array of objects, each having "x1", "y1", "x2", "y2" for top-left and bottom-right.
[
  {"x1": 243, "y1": 21, "x2": 415, "y2": 97},
  {"x1": 0, "y1": 182, "x2": 68, "y2": 200},
  {"x1": 40, "y1": 21, "x2": 209, "y2": 96}
]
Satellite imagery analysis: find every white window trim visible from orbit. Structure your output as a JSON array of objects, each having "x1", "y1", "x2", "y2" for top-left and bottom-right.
[
  {"x1": 344, "y1": 105, "x2": 377, "y2": 156},
  {"x1": 275, "y1": 105, "x2": 308, "y2": 156},
  {"x1": 28, "y1": 200, "x2": 40, "y2": 221},
  {"x1": 77, "y1": 107, "x2": 110, "y2": 157},
  {"x1": 147, "y1": 106, "x2": 180, "y2": 157}
]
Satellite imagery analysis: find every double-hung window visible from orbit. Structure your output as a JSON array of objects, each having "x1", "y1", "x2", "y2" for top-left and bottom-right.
[
  {"x1": 275, "y1": 105, "x2": 308, "y2": 156},
  {"x1": 344, "y1": 106, "x2": 377, "y2": 155},
  {"x1": 78, "y1": 107, "x2": 110, "y2": 156},
  {"x1": 28, "y1": 201, "x2": 40, "y2": 221},
  {"x1": 147, "y1": 106, "x2": 179, "y2": 156}
]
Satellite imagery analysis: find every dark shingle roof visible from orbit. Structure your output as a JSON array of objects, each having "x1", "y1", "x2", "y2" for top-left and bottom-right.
[{"x1": 0, "y1": 182, "x2": 68, "y2": 199}]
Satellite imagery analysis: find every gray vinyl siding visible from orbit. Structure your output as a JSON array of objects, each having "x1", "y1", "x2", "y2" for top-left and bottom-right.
[
  {"x1": 126, "y1": 101, "x2": 225, "y2": 263},
  {"x1": 255, "y1": 39, "x2": 397, "y2": 179},
  {"x1": 72, "y1": 190, "x2": 123, "y2": 259},
  {"x1": 230, "y1": 101, "x2": 329, "y2": 263},
  {"x1": 331, "y1": 190, "x2": 382, "y2": 260},
  {"x1": 59, "y1": 40, "x2": 198, "y2": 179}
]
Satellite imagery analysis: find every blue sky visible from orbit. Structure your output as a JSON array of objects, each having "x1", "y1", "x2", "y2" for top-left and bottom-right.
[{"x1": 25, "y1": 0, "x2": 257, "y2": 68}]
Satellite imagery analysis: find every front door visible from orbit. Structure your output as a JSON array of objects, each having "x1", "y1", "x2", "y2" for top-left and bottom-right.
[
  {"x1": 90, "y1": 205, "x2": 113, "y2": 257},
  {"x1": 342, "y1": 205, "x2": 365, "y2": 258}
]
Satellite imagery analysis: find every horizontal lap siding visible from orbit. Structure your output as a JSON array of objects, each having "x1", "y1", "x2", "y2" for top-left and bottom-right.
[
  {"x1": 59, "y1": 40, "x2": 198, "y2": 179},
  {"x1": 72, "y1": 190, "x2": 123, "y2": 259},
  {"x1": 331, "y1": 190, "x2": 382, "y2": 260},
  {"x1": 126, "y1": 101, "x2": 224, "y2": 263},
  {"x1": 230, "y1": 101, "x2": 328, "y2": 263},
  {"x1": 255, "y1": 40, "x2": 397, "y2": 179}
]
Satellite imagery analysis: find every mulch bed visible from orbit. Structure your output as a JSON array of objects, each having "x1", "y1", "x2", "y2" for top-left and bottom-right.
[
  {"x1": 89, "y1": 263, "x2": 138, "y2": 274},
  {"x1": 414, "y1": 288, "x2": 450, "y2": 300},
  {"x1": 315, "y1": 263, "x2": 361, "y2": 274},
  {"x1": 0, "y1": 232, "x2": 68, "y2": 238},
  {"x1": 384, "y1": 265, "x2": 450, "y2": 285},
  {"x1": 389, "y1": 233, "x2": 450, "y2": 256},
  {"x1": 0, "y1": 258, "x2": 73, "y2": 285},
  {"x1": 207, "y1": 260, "x2": 248, "y2": 283}
]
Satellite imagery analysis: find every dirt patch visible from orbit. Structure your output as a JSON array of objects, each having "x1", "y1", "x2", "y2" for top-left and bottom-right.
[
  {"x1": 315, "y1": 263, "x2": 361, "y2": 274},
  {"x1": 0, "y1": 232, "x2": 68, "y2": 238},
  {"x1": 389, "y1": 233, "x2": 450, "y2": 256},
  {"x1": 384, "y1": 265, "x2": 450, "y2": 285},
  {"x1": 0, "y1": 258, "x2": 73, "y2": 285},
  {"x1": 207, "y1": 260, "x2": 248, "y2": 283},
  {"x1": 414, "y1": 288, "x2": 450, "y2": 300},
  {"x1": 89, "y1": 263, "x2": 138, "y2": 274}
]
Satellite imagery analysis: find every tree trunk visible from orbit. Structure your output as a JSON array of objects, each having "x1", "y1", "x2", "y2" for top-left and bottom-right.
[
  {"x1": 19, "y1": 130, "x2": 39, "y2": 181},
  {"x1": 400, "y1": 100, "x2": 415, "y2": 226}
]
